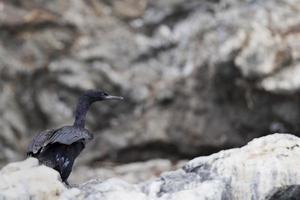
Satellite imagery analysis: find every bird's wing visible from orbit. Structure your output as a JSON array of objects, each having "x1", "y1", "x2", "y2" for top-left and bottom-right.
[
  {"x1": 44, "y1": 127, "x2": 94, "y2": 146},
  {"x1": 27, "y1": 129, "x2": 57, "y2": 155}
]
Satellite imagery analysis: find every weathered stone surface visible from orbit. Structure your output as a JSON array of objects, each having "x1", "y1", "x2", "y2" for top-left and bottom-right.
[
  {"x1": 70, "y1": 159, "x2": 186, "y2": 184},
  {"x1": 0, "y1": 0, "x2": 299, "y2": 182},
  {"x1": 0, "y1": 158, "x2": 65, "y2": 200},
  {"x1": 63, "y1": 134, "x2": 300, "y2": 200},
  {"x1": 182, "y1": 133, "x2": 300, "y2": 199},
  {"x1": 1, "y1": 134, "x2": 300, "y2": 200},
  {"x1": 266, "y1": 185, "x2": 300, "y2": 200},
  {"x1": 259, "y1": 63, "x2": 300, "y2": 94}
]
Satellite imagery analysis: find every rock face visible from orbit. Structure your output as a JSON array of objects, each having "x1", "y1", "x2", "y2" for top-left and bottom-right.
[
  {"x1": 0, "y1": 158, "x2": 65, "y2": 200},
  {"x1": 0, "y1": 0, "x2": 299, "y2": 179},
  {"x1": 69, "y1": 159, "x2": 186, "y2": 184},
  {"x1": 1, "y1": 134, "x2": 300, "y2": 200},
  {"x1": 267, "y1": 185, "x2": 300, "y2": 200}
]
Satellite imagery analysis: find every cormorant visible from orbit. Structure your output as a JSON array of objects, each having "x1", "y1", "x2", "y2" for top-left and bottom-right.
[{"x1": 27, "y1": 90, "x2": 123, "y2": 185}]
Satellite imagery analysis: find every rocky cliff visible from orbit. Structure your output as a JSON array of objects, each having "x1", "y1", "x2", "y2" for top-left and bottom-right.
[
  {"x1": 1, "y1": 134, "x2": 300, "y2": 200},
  {"x1": 0, "y1": 0, "x2": 299, "y2": 182}
]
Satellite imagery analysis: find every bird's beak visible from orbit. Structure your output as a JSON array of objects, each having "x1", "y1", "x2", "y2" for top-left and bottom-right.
[{"x1": 105, "y1": 95, "x2": 124, "y2": 100}]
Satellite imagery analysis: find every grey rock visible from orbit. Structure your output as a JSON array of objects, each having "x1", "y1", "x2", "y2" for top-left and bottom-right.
[
  {"x1": 235, "y1": 24, "x2": 291, "y2": 79},
  {"x1": 259, "y1": 63, "x2": 300, "y2": 94},
  {"x1": 69, "y1": 159, "x2": 186, "y2": 184},
  {"x1": 56, "y1": 134, "x2": 300, "y2": 199},
  {"x1": 61, "y1": 133, "x2": 300, "y2": 200},
  {"x1": 0, "y1": 0, "x2": 300, "y2": 181},
  {"x1": 266, "y1": 185, "x2": 300, "y2": 200},
  {"x1": 112, "y1": 0, "x2": 147, "y2": 19},
  {"x1": 1, "y1": 134, "x2": 300, "y2": 200}
]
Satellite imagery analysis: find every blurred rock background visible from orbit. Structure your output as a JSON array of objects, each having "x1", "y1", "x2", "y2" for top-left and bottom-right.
[{"x1": 0, "y1": 0, "x2": 299, "y2": 183}]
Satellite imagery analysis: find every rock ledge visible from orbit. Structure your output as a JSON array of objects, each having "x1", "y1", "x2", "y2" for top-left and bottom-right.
[{"x1": 1, "y1": 133, "x2": 300, "y2": 200}]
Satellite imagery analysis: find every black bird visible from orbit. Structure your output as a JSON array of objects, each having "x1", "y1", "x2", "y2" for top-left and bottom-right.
[{"x1": 27, "y1": 90, "x2": 123, "y2": 185}]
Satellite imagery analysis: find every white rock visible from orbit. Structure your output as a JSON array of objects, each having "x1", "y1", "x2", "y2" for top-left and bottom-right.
[
  {"x1": 2, "y1": 134, "x2": 300, "y2": 200},
  {"x1": 0, "y1": 158, "x2": 66, "y2": 200},
  {"x1": 235, "y1": 24, "x2": 289, "y2": 78},
  {"x1": 259, "y1": 64, "x2": 300, "y2": 94},
  {"x1": 184, "y1": 133, "x2": 300, "y2": 199},
  {"x1": 63, "y1": 133, "x2": 300, "y2": 200}
]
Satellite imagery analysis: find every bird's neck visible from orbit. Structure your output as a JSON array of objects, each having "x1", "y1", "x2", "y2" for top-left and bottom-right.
[{"x1": 73, "y1": 96, "x2": 93, "y2": 128}]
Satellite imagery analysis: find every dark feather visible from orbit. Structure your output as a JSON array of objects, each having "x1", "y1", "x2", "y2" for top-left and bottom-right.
[
  {"x1": 44, "y1": 126, "x2": 93, "y2": 146},
  {"x1": 27, "y1": 129, "x2": 57, "y2": 155}
]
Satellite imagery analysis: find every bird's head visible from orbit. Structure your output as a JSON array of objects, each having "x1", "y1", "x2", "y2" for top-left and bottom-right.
[{"x1": 83, "y1": 90, "x2": 124, "y2": 102}]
